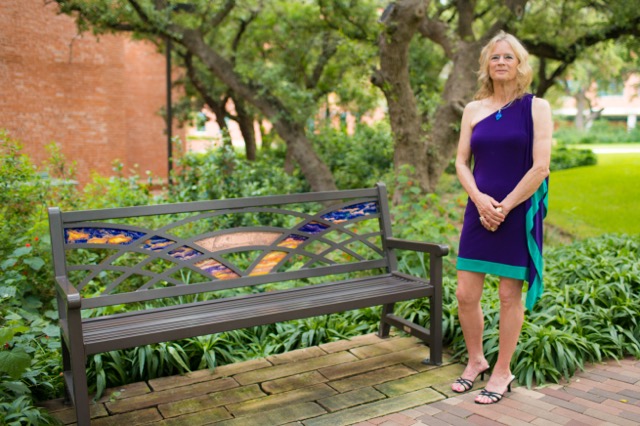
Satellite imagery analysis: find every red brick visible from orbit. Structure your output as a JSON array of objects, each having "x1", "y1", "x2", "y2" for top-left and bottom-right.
[
  {"x1": 538, "y1": 387, "x2": 576, "y2": 402},
  {"x1": 466, "y1": 414, "x2": 503, "y2": 425},
  {"x1": 0, "y1": 0, "x2": 182, "y2": 186},
  {"x1": 550, "y1": 406, "x2": 605, "y2": 425}
]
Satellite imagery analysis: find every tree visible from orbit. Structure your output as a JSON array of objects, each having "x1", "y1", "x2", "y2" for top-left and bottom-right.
[
  {"x1": 555, "y1": 40, "x2": 639, "y2": 131},
  {"x1": 55, "y1": 0, "x2": 379, "y2": 192},
  {"x1": 57, "y1": 1, "x2": 640, "y2": 194},
  {"x1": 365, "y1": 0, "x2": 640, "y2": 192}
]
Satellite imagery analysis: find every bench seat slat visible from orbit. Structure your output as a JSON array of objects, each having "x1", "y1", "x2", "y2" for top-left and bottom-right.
[{"x1": 82, "y1": 274, "x2": 431, "y2": 355}]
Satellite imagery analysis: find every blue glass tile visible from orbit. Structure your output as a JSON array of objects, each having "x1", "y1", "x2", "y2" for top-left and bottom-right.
[
  {"x1": 141, "y1": 236, "x2": 176, "y2": 251},
  {"x1": 298, "y1": 221, "x2": 330, "y2": 234},
  {"x1": 65, "y1": 228, "x2": 146, "y2": 245},
  {"x1": 321, "y1": 202, "x2": 378, "y2": 223},
  {"x1": 167, "y1": 246, "x2": 203, "y2": 260}
]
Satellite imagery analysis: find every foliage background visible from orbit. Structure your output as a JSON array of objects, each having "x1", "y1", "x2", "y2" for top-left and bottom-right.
[{"x1": 1, "y1": 128, "x2": 639, "y2": 424}]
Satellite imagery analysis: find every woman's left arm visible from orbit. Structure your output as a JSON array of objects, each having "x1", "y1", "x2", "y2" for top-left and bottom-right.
[{"x1": 498, "y1": 97, "x2": 553, "y2": 215}]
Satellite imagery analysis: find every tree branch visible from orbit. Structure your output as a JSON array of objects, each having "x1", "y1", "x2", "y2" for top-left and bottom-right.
[
  {"x1": 535, "y1": 57, "x2": 569, "y2": 96},
  {"x1": 210, "y1": 0, "x2": 236, "y2": 27},
  {"x1": 456, "y1": 0, "x2": 475, "y2": 39},
  {"x1": 417, "y1": 17, "x2": 454, "y2": 58},
  {"x1": 179, "y1": 27, "x2": 290, "y2": 123},
  {"x1": 523, "y1": 15, "x2": 640, "y2": 62},
  {"x1": 231, "y1": 9, "x2": 259, "y2": 63},
  {"x1": 183, "y1": 53, "x2": 225, "y2": 119},
  {"x1": 317, "y1": 0, "x2": 373, "y2": 42},
  {"x1": 306, "y1": 33, "x2": 339, "y2": 90}
]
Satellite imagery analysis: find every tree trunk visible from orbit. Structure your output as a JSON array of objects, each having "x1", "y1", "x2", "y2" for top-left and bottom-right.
[
  {"x1": 426, "y1": 40, "x2": 484, "y2": 188},
  {"x1": 207, "y1": 101, "x2": 232, "y2": 146},
  {"x1": 234, "y1": 98, "x2": 257, "y2": 161},
  {"x1": 273, "y1": 120, "x2": 336, "y2": 192},
  {"x1": 373, "y1": 0, "x2": 429, "y2": 192},
  {"x1": 181, "y1": 29, "x2": 337, "y2": 192},
  {"x1": 574, "y1": 89, "x2": 587, "y2": 131},
  {"x1": 374, "y1": 0, "x2": 486, "y2": 193}
]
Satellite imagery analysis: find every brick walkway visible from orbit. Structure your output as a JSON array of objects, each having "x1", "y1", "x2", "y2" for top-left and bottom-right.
[
  {"x1": 359, "y1": 357, "x2": 640, "y2": 426},
  {"x1": 41, "y1": 334, "x2": 640, "y2": 425}
]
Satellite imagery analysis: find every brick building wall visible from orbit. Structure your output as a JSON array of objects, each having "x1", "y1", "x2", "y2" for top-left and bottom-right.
[{"x1": 0, "y1": 0, "x2": 178, "y2": 186}]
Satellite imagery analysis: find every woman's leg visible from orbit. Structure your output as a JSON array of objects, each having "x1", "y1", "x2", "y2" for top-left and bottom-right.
[
  {"x1": 475, "y1": 277, "x2": 524, "y2": 403},
  {"x1": 452, "y1": 270, "x2": 490, "y2": 392}
]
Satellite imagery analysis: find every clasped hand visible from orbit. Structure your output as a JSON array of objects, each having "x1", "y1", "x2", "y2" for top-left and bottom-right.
[{"x1": 476, "y1": 195, "x2": 506, "y2": 232}]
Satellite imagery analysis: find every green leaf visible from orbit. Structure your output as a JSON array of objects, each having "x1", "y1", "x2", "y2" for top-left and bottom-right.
[
  {"x1": 0, "y1": 285, "x2": 17, "y2": 298},
  {"x1": 1, "y1": 380, "x2": 30, "y2": 395},
  {"x1": 167, "y1": 346, "x2": 190, "y2": 372},
  {"x1": 0, "y1": 349, "x2": 32, "y2": 379},
  {"x1": 1, "y1": 258, "x2": 17, "y2": 270},
  {"x1": 23, "y1": 257, "x2": 45, "y2": 271},
  {"x1": 42, "y1": 324, "x2": 60, "y2": 337},
  {"x1": 0, "y1": 328, "x2": 15, "y2": 345},
  {"x1": 12, "y1": 246, "x2": 32, "y2": 257}
]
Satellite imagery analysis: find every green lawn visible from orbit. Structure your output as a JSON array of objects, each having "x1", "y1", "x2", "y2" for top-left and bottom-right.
[{"x1": 547, "y1": 147, "x2": 640, "y2": 238}]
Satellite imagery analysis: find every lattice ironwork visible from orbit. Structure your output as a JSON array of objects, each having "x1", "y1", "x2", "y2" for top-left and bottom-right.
[{"x1": 62, "y1": 200, "x2": 385, "y2": 298}]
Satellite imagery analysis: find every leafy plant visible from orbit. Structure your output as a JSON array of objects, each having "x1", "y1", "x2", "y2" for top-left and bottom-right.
[
  {"x1": 554, "y1": 120, "x2": 640, "y2": 145},
  {"x1": 170, "y1": 145, "x2": 306, "y2": 202},
  {"x1": 3, "y1": 128, "x2": 640, "y2": 417},
  {"x1": 550, "y1": 146, "x2": 597, "y2": 171},
  {"x1": 311, "y1": 122, "x2": 394, "y2": 189}
]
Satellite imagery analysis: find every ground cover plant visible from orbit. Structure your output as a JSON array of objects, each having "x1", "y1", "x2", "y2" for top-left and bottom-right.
[{"x1": 1, "y1": 130, "x2": 639, "y2": 424}]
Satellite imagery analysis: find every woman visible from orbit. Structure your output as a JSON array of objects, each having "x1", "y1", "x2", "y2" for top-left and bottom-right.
[{"x1": 451, "y1": 31, "x2": 552, "y2": 404}]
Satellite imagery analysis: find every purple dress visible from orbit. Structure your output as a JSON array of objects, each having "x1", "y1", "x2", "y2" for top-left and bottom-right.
[{"x1": 457, "y1": 94, "x2": 548, "y2": 310}]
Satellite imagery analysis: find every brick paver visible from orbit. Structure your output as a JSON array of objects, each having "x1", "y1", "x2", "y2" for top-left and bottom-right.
[{"x1": 41, "y1": 335, "x2": 640, "y2": 426}]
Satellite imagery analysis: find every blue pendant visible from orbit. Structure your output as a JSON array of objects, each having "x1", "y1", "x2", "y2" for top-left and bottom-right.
[{"x1": 495, "y1": 111, "x2": 502, "y2": 121}]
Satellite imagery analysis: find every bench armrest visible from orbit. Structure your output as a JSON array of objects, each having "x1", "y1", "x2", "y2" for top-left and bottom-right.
[
  {"x1": 386, "y1": 237, "x2": 449, "y2": 257},
  {"x1": 55, "y1": 275, "x2": 82, "y2": 310}
]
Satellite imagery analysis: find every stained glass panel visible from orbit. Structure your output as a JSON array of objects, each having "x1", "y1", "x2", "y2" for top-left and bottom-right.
[
  {"x1": 321, "y1": 201, "x2": 378, "y2": 223},
  {"x1": 193, "y1": 259, "x2": 239, "y2": 280},
  {"x1": 65, "y1": 228, "x2": 145, "y2": 245},
  {"x1": 167, "y1": 246, "x2": 203, "y2": 261},
  {"x1": 141, "y1": 236, "x2": 176, "y2": 251},
  {"x1": 194, "y1": 231, "x2": 282, "y2": 252}
]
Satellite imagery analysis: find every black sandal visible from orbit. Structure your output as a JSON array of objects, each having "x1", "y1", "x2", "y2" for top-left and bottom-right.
[
  {"x1": 451, "y1": 367, "x2": 490, "y2": 393},
  {"x1": 475, "y1": 375, "x2": 516, "y2": 404}
]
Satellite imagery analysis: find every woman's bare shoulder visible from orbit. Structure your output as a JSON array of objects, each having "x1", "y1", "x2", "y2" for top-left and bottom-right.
[
  {"x1": 465, "y1": 99, "x2": 484, "y2": 112},
  {"x1": 532, "y1": 96, "x2": 551, "y2": 111}
]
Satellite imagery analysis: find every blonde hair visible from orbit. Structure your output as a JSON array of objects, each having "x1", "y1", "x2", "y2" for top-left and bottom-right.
[{"x1": 475, "y1": 31, "x2": 533, "y2": 100}]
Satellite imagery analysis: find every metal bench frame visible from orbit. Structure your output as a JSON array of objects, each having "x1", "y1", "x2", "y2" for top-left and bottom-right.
[{"x1": 48, "y1": 183, "x2": 448, "y2": 425}]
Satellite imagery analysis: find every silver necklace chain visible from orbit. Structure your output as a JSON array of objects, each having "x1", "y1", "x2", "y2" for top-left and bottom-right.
[{"x1": 495, "y1": 98, "x2": 516, "y2": 121}]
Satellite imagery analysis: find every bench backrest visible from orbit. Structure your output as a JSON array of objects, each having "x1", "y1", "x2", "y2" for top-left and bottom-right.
[{"x1": 48, "y1": 184, "x2": 398, "y2": 310}]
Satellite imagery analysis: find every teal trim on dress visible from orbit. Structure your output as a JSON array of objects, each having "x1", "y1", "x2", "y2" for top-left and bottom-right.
[
  {"x1": 457, "y1": 257, "x2": 528, "y2": 280},
  {"x1": 524, "y1": 179, "x2": 549, "y2": 310}
]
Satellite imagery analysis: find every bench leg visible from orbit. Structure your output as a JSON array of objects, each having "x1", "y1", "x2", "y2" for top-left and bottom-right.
[
  {"x1": 427, "y1": 293, "x2": 443, "y2": 366},
  {"x1": 61, "y1": 335, "x2": 72, "y2": 406},
  {"x1": 70, "y1": 355, "x2": 91, "y2": 426},
  {"x1": 64, "y1": 314, "x2": 92, "y2": 425},
  {"x1": 378, "y1": 303, "x2": 395, "y2": 338}
]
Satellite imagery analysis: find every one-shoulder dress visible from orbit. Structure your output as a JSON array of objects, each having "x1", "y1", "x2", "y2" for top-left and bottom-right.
[{"x1": 456, "y1": 93, "x2": 548, "y2": 310}]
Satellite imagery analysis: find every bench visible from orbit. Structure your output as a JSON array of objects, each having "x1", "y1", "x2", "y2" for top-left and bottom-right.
[{"x1": 48, "y1": 182, "x2": 448, "y2": 425}]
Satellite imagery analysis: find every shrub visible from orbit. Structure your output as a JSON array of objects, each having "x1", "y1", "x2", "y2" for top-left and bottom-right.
[
  {"x1": 169, "y1": 145, "x2": 306, "y2": 202},
  {"x1": 550, "y1": 146, "x2": 597, "y2": 171},
  {"x1": 311, "y1": 122, "x2": 394, "y2": 189},
  {"x1": 554, "y1": 120, "x2": 640, "y2": 145},
  {"x1": 0, "y1": 131, "x2": 64, "y2": 424}
]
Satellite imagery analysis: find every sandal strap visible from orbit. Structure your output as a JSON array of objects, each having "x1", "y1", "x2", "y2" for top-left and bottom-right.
[
  {"x1": 454, "y1": 377, "x2": 473, "y2": 391},
  {"x1": 479, "y1": 388, "x2": 503, "y2": 402}
]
